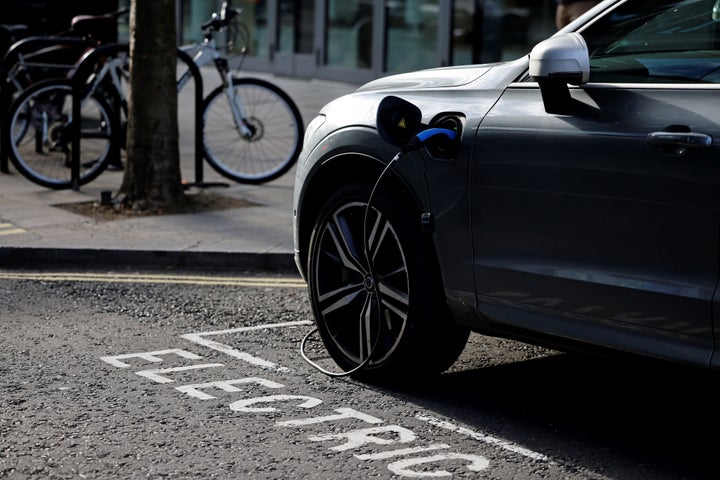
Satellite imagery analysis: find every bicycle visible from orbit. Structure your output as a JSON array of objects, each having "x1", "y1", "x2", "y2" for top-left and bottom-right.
[
  {"x1": 0, "y1": 9, "x2": 129, "y2": 175},
  {"x1": 2, "y1": 1, "x2": 304, "y2": 190},
  {"x1": 0, "y1": 9, "x2": 128, "y2": 114},
  {"x1": 3, "y1": 52, "x2": 126, "y2": 188}
]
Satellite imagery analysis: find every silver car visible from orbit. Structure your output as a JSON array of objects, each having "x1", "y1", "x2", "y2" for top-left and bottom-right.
[{"x1": 293, "y1": 0, "x2": 720, "y2": 381}]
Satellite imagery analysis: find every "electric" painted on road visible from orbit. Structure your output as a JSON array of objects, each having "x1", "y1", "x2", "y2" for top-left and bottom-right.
[{"x1": 101, "y1": 321, "x2": 549, "y2": 478}]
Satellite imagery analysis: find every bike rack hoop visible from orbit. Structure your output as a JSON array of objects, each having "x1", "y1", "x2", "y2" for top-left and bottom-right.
[
  {"x1": 69, "y1": 43, "x2": 205, "y2": 190},
  {"x1": 70, "y1": 43, "x2": 129, "y2": 190}
]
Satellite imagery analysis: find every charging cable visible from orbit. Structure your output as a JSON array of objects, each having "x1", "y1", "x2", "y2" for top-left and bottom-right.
[
  {"x1": 402, "y1": 128, "x2": 458, "y2": 152},
  {"x1": 300, "y1": 127, "x2": 458, "y2": 378}
]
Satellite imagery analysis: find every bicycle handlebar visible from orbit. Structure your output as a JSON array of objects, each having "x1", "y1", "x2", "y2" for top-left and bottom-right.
[{"x1": 201, "y1": 2, "x2": 242, "y2": 33}]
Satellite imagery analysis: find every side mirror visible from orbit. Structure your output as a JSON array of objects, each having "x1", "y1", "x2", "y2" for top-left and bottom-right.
[{"x1": 529, "y1": 33, "x2": 589, "y2": 113}]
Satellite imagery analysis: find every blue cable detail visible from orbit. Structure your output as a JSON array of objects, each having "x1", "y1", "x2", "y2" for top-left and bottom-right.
[{"x1": 414, "y1": 127, "x2": 457, "y2": 143}]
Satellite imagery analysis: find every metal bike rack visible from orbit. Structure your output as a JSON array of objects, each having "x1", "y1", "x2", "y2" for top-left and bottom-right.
[
  {"x1": 69, "y1": 43, "x2": 126, "y2": 190},
  {"x1": 70, "y1": 44, "x2": 214, "y2": 190},
  {"x1": 0, "y1": 36, "x2": 92, "y2": 173},
  {"x1": 175, "y1": 48, "x2": 229, "y2": 189}
]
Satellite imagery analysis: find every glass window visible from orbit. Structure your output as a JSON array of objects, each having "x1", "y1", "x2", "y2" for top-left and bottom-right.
[
  {"x1": 582, "y1": 0, "x2": 720, "y2": 83},
  {"x1": 180, "y1": 1, "x2": 266, "y2": 58},
  {"x1": 386, "y1": 0, "x2": 439, "y2": 73},
  {"x1": 236, "y1": 0, "x2": 267, "y2": 58},
  {"x1": 452, "y1": 0, "x2": 476, "y2": 64},
  {"x1": 326, "y1": 0, "x2": 373, "y2": 69},
  {"x1": 452, "y1": 0, "x2": 555, "y2": 65},
  {"x1": 279, "y1": 0, "x2": 314, "y2": 55},
  {"x1": 118, "y1": 0, "x2": 130, "y2": 42}
]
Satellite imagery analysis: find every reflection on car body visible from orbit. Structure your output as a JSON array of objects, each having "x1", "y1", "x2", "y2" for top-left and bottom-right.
[{"x1": 293, "y1": 0, "x2": 720, "y2": 382}]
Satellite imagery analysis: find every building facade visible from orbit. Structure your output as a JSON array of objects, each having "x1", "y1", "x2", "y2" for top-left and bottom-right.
[
  {"x1": 0, "y1": 0, "x2": 555, "y2": 83},
  {"x1": 3, "y1": 0, "x2": 557, "y2": 84},
  {"x1": 177, "y1": 0, "x2": 558, "y2": 84}
]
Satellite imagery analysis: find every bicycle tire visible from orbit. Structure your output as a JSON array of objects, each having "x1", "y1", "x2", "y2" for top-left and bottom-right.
[
  {"x1": 201, "y1": 77, "x2": 304, "y2": 184},
  {"x1": 5, "y1": 79, "x2": 118, "y2": 189}
]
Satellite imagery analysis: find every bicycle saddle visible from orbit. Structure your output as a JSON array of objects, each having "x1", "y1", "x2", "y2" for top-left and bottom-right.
[{"x1": 70, "y1": 14, "x2": 118, "y2": 44}]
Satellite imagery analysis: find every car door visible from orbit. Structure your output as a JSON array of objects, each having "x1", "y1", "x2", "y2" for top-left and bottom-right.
[{"x1": 470, "y1": 0, "x2": 720, "y2": 366}]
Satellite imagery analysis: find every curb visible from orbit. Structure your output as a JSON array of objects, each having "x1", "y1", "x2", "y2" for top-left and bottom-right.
[{"x1": 0, "y1": 247, "x2": 298, "y2": 272}]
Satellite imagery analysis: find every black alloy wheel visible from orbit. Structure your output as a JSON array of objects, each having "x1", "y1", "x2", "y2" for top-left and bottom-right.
[{"x1": 307, "y1": 182, "x2": 469, "y2": 382}]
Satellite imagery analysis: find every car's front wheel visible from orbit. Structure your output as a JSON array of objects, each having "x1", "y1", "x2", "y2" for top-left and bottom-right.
[{"x1": 307, "y1": 182, "x2": 469, "y2": 382}]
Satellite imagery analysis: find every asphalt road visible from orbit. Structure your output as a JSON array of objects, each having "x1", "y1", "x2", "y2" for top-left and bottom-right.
[{"x1": 1, "y1": 268, "x2": 717, "y2": 479}]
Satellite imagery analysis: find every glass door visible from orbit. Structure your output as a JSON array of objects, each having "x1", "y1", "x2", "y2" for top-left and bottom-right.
[
  {"x1": 273, "y1": 0, "x2": 316, "y2": 76},
  {"x1": 385, "y1": 0, "x2": 440, "y2": 73},
  {"x1": 326, "y1": 0, "x2": 374, "y2": 70},
  {"x1": 238, "y1": 0, "x2": 269, "y2": 59},
  {"x1": 451, "y1": 0, "x2": 556, "y2": 65},
  {"x1": 228, "y1": 0, "x2": 272, "y2": 71},
  {"x1": 180, "y1": 0, "x2": 217, "y2": 44}
]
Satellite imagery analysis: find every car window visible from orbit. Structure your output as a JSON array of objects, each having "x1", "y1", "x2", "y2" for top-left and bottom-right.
[{"x1": 581, "y1": 0, "x2": 720, "y2": 83}]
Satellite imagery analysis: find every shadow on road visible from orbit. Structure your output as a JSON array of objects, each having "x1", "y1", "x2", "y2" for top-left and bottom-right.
[{"x1": 384, "y1": 349, "x2": 718, "y2": 480}]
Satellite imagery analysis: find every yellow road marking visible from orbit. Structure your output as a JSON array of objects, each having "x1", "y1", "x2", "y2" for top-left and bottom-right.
[
  {"x1": 0, "y1": 271, "x2": 306, "y2": 288},
  {"x1": 0, "y1": 222, "x2": 26, "y2": 235}
]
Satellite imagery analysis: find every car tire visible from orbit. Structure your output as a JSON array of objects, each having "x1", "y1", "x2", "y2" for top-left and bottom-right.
[{"x1": 307, "y1": 181, "x2": 469, "y2": 382}]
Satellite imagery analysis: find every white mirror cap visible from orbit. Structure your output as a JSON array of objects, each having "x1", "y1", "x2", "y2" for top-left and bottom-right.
[{"x1": 529, "y1": 32, "x2": 590, "y2": 85}]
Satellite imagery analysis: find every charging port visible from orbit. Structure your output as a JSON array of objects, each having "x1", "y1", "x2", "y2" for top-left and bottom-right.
[{"x1": 427, "y1": 114, "x2": 463, "y2": 159}]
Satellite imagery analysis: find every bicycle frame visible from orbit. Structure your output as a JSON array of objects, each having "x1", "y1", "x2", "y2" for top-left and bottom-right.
[
  {"x1": 7, "y1": 53, "x2": 74, "y2": 92},
  {"x1": 27, "y1": 54, "x2": 127, "y2": 151},
  {"x1": 178, "y1": 36, "x2": 252, "y2": 139},
  {"x1": 2, "y1": 8, "x2": 128, "y2": 101},
  {"x1": 43, "y1": 29, "x2": 249, "y2": 152},
  {"x1": 69, "y1": 34, "x2": 252, "y2": 142},
  {"x1": 86, "y1": 54, "x2": 127, "y2": 101}
]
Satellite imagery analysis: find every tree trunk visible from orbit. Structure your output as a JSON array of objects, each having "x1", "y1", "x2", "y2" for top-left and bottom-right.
[{"x1": 119, "y1": 0, "x2": 185, "y2": 209}]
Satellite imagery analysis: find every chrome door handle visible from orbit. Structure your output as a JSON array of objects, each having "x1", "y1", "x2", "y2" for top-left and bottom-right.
[{"x1": 646, "y1": 131, "x2": 712, "y2": 149}]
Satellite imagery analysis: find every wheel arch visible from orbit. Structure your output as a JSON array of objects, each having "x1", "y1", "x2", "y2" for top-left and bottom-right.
[
  {"x1": 300, "y1": 151, "x2": 470, "y2": 379},
  {"x1": 296, "y1": 151, "x2": 433, "y2": 281}
]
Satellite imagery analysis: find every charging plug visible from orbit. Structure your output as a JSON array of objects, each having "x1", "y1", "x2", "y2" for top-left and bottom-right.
[
  {"x1": 427, "y1": 115, "x2": 463, "y2": 159},
  {"x1": 403, "y1": 127, "x2": 458, "y2": 152}
]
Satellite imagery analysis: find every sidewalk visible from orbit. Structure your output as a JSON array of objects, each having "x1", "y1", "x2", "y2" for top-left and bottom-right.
[{"x1": 0, "y1": 72, "x2": 358, "y2": 271}]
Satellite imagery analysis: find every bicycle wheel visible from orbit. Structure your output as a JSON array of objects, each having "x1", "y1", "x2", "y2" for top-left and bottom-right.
[
  {"x1": 5, "y1": 79, "x2": 117, "y2": 189},
  {"x1": 202, "y1": 77, "x2": 303, "y2": 184}
]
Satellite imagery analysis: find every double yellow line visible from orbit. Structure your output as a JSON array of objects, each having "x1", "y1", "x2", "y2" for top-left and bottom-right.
[
  {"x1": 0, "y1": 222, "x2": 26, "y2": 236},
  {"x1": 0, "y1": 271, "x2": 306, "y2": 288}
]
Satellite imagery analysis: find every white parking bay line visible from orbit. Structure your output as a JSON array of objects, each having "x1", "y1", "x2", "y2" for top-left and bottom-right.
[
  {"x1": 416, "y1": 413, "x2": 549, "y2": 462},
  {"x1": 182, "y1": 321, "x2": 551, "y2": 466},
  {"x1": 181, "y1": 321, "x2": 313, "y2": 373}
]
